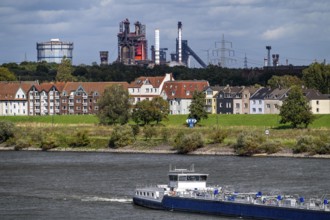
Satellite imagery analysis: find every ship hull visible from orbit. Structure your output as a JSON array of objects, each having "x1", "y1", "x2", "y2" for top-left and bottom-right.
[
  {"x1": 161, "y1": 196, "x2": 330, "y2": 220},
  {"x1": 133, "y1": 196, "x2": 164, "y2": 210},
  {"x1": 134, "y1": 195, "x2": 330, "y2": 220}
]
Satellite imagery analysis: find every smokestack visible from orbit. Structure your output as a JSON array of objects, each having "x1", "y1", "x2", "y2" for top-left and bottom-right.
[
  {"x1": 99, "y1": 51, "x2": 109, "y2": 65},
  {"x1": 178, "y1": 21, "x2": 182, "y2": 63},
  {"x1": 266, "y1": 46, "x2": 271, "y2": 67},
  {"x1": 155, "y1": 29, "x2": 160, "y2": 65}
]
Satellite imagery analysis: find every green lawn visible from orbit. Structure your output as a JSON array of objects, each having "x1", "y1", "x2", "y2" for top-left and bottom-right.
[{"x1": 0, "y1": 114, "x2": 329, "y2": 128}]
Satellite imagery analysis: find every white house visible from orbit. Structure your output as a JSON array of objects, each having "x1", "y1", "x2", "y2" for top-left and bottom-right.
[
  {"x1": 128, "y1": 73, "x2": 174, "y2": 105},
  {"x1": 161, "y1": 80, "x2": 209, "y2": 115},
  {"x1": 0, "y1": 82, "x2": 37, "y2": 116}
]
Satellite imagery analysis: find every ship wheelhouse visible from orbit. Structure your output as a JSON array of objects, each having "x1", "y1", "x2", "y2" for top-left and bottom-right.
[{"x1": 168, "y1": 165, "x2": 208, "y2": 191}]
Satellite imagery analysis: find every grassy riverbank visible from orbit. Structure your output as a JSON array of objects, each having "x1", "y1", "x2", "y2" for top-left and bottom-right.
[
  {"x1": 1, "y1": 114, "x2": 330, "y2": 128},
  {"x1": 1, "y1": 114, "x2": 330, "y2": 156}
]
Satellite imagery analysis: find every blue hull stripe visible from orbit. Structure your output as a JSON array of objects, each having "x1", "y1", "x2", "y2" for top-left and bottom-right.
[{"x1": 160, "y1": 196, "x2": 330, "y2": 220}]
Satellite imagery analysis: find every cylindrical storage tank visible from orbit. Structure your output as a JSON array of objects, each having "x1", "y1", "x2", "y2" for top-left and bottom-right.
[
  {"x1": 36, "y1": 39, "x2": 73, "y2": 63},
  {"x1": 100, "y1": 51, "x2": 109, "y2": 65}
]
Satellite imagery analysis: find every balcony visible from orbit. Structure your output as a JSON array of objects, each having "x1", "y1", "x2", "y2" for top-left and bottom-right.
[
  {"x1": 69, "y1": 102, "x2": 74, "y2": 106},
  {"x1": 34, "y1": 102, "x2": 40, "y2": 106},
  {"x1": 83, "y1": 102, "x2": 88, "y2": 106},
  {"x1": 35, "y1": 96, "x2": 40, "y2": 99}
]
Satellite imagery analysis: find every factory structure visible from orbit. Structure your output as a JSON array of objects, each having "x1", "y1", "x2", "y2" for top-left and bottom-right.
[
  {"x1": 36, "y1": 38, "x2": 73, "y2": 64},
  {"x1": 116, "y1": 19, "x2": 206, "y2": 68},
  {"x1": 116, "y1": 19, "x2": 148, "y2": 65}
]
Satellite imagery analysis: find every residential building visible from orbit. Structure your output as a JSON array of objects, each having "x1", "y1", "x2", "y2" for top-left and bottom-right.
[
  {"x1": 0, "y1": 81, "x2": 38, "y2": 116},
  {"x1": 161, "y1": 80, "x2": 209, "y2": 115},
  {"x1": 304, "y1": 89, "x2": 330, "y2": 114},
  {"x1": 264, "y1": 88, "x2": 290, "y2": 114},
  {"x1": 249, "y1": 87, "x2": 272, "y2": 114},
  {"x1": 204, "y1": 86, "x2": 221, "y2": 114},
  {"x1": 128, "y1": 73, "x2": 174, "y2": 105},
  {"x1": 216, "y1": 86, "x2": 242, "y2": 114},
  {"x1": 27, "y1": 82, "x2": 128, "y2": 115}
]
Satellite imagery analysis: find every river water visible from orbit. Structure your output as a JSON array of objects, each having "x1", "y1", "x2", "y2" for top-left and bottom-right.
[{"x1": 0, "y1": 151, "x2": 329, "y2": 220}]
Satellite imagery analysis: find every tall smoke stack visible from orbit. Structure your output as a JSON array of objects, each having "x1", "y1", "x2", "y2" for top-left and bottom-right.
[
  {"x1": 99, "y1": 51, "x2": 109, "y2": 65},
  {"x1": 266, "y1": 46, "x2": 271, "y2": 67},
  {"x1": 178, "y1": 21, "x2": 182, "y2": 63},
  {"x1": 155, "y1": 29, "x2": 160, "y2": 65}
]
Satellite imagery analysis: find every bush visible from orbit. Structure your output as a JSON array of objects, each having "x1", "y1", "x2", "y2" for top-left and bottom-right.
[
  {"x1": 40, "y1": 135, "x2": 60, "y2": 151},
  {"x1": 173, "y1": 132, "x2": 204, "y2": 154},
  {"x1": 14, "y1": 137, "x2": 32, "y2": 151},
  {"x1": 143, "y1": 125, "x2": 156, "y2": 141},
  {"x1": 261, "y1": 140, "x2": 281, "y2": 154},
  {"x1": 69, "y1": 130, "x2": 90, "y2": 148},
  {"x1": 160, "y1": 127, "x2": 170, "y2": 143},
  {"x1": 108, "y1": 124, "x2": 134, "y2": 148},
  {"x1": 208, "y1": 128, "x2": 228, "y2": 144},
  {"x1": 293, "y1": 135, "x2": 314, "y2": 154},
  {"x1": 235, "y1": 132, "x2": 265, "y2": 156},
  {"x1": 130, "y1": 124, "x2": 140, "y2": 139},
  {"x1": 0, "y1": 121, "x2": 15, "y2": 143}
]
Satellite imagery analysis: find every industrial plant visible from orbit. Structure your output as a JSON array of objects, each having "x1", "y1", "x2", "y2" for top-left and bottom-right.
[
  {"x1": 36, "y1": 38, "x2": 73, "y2": 64},
  {"x1": 116, "y1": 19, "x2": 148, "y2": 65},
  {"x1": 116, "y1": 19, "x2": 206, "y2": 68}
]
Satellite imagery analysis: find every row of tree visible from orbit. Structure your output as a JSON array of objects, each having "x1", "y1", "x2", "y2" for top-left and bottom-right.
[{"x1": 1, "y1": 60, "x2": 329, "y2": 94}]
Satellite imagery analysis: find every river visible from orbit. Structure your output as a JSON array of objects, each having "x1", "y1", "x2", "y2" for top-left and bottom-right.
[{"x1": 0, "y1": 151, "x2": 329, "y2": 219}]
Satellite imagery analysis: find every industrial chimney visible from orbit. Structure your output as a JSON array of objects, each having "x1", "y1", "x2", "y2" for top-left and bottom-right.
[
  {"x1": 155, "y1": 29, "x2": 160, "y2": 65},
  {"x1": 99, "y1": 51, "x2": 109, "y2": 65},
  {"x1": 178, "y1": 21, "x2": 182, "y2": 63},
  {"x1": 266, "y1": 46, "x2": 271, "y2": 67}
]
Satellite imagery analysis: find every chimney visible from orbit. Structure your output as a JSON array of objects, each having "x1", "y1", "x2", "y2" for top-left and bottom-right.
[
  {"x1": 178, "y1": 21, "x2": 182, "y2": 63},
  {"x1": 155, "y1": 29, "x2": 160, "y2": 65}
]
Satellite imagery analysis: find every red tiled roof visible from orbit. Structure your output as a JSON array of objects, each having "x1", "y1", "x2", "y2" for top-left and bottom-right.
[
  {"x1": 0, "y1": 81, "x2": 38, "y2": 100},
  {"x1": 129, "y1": 75, "x2": 168, "y2": 88},
  {"x1": 162, "y1": 80, "x2": 209, "y2": 100},
  {"x1": 62, "y1": 82, "x2": 129, "y2": 95}
]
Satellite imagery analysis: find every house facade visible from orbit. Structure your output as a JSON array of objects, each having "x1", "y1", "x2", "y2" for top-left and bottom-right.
[
  {"x1": 0, "y1": 81, "x2": 38, "y2": 116},
  {"x1": 161, "y1": 80, "x2": 209, "y2": 115},
  {"x1": 204, "y1": 86, "x2": 221, "y2": 114},
  {"x1": 264, "y1": 88, "x2": 290, "y2": 114},
  {"x1": 27, "y1": 82, "x2": 128, "y2": 115},
  {"x1": 128, "y1": 73, "x2": 173, "y2": 105},
  {"x1": 304, "y1": 89, "x2": 330, "y2": 114},
  {"x1": 249, "y1": 87, "x2": 271, "y2": 114}
]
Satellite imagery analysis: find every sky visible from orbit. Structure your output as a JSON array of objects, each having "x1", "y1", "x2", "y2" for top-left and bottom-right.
[{"x1": 0, "y1": 0, "x2": 329, "y2": 68}]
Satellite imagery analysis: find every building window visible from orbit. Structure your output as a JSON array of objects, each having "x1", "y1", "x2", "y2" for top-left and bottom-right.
[
  {"x1": 316, "y1": 108, "x2": 319, "y2": 113},
  {"x1": 244, "y1": 103, "x2": 248, "y2": 109},
  {"x1": 62, "y1": 99, "x2": 66, "y2": 103},
  {"x1": 267, "y1": 104, "x2": 270, "y2": 108},
  {"x1": 252, "y1": 108, "x2": 256, "y2": 113},
  {"x1": 258, "y1": 108, "x2": 262, "y2": 112},
  {"x1": 253, "y1": 100, "x2": 256, "y2": 104},
  {"x1": 316, "y1": 100, "x2": 319, "y2": 105},
  {"x1": 76, "y1": 99, "x2": 81, "y2": 103},
  {"x1": 259, "y1": 100, "x2": 262, "y2": 104},
  {"x1": 236, "y1": 103, "x2": 240, "y2": 108}
]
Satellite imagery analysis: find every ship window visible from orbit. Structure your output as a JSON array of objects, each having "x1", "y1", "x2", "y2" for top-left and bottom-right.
[
  {"x1": 178, "y1": 176, "x2": 187, "y2": 181},
  {"x1": 169, "y1": 175, "x2": 178, "y2": 181},
  {"x1": 200, "y1": 175, "x2": 207, "y2": 181}
]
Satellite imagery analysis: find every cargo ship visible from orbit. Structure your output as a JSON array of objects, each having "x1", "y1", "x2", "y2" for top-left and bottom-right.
[{"x1": 133, "y1": 165, "x2": 330, "y2": 220}]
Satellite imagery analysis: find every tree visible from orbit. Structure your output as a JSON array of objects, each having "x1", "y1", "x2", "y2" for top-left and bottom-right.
[
  {"x1": 188, "y1": 90, "x2": 208, "y2": 123},
  {"x1": 132, "y1": 100, "x2": 154, "y2": 125},
  {"x1": 0, "y1": 67, "x2": 16, "y2": 81},
  {"x1": 279, "y1": 86, "x2": 315, "y2": 128},
  {"x1": 150, "y1": 97, "x2": 169, "y2": 124},
  {"x1": 302, "y1": 62, "x2": 330, "y2": 94},
  {"x1": 132, "y1": 97, "x2": 169, "y2": 125},
  {"x1": 268, "y1": 75, "x2": 303, "y2": 89},
  {"x1": 97, "y1": 84, "x2": 131, "y2": 125},
  {"x1": 56, "y1": 58, "x2": 76, "y2": 82}
]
